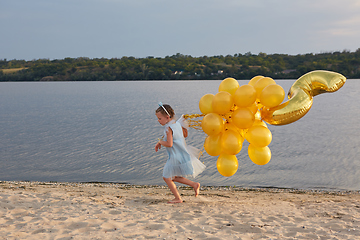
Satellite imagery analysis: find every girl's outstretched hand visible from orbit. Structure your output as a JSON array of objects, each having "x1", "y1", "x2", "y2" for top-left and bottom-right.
[{"x1": 155, "y1": 142, "x2": 161, "y2": 152}]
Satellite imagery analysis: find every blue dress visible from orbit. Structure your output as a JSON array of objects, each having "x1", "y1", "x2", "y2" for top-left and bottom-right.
[{"x1": 162, "y1": 117, "x2": 206, "y2": 179}]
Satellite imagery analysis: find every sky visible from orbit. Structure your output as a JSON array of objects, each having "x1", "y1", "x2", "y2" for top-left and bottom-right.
[{"x1": 1, "y1": 0, "x2": 360, "y2": 61}]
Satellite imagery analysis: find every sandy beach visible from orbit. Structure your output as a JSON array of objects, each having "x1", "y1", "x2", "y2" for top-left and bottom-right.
[{"x1": 0, "y1": 181, "x2": 359, "y2": 239}]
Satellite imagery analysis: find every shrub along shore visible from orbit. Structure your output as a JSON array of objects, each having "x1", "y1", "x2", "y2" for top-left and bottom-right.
[{"x1": 1, "y1": 50, "x2": 360, "y2": 81}]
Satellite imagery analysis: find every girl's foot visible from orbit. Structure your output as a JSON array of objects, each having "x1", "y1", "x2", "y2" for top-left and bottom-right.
[
  {"x1": 167, "y1": 198, "x2": 183, "y2": 204},
  {"x1": 194, "y1": 182, "x2": 200, "y2": 197}
]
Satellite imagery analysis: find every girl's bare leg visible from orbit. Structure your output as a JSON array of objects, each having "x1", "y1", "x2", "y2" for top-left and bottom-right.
[
  {"x1": 173, "y1": 176, "x2": 200, "y2": 197},
  {"x1": 163, "y1": 177, "x2": 182, "y2": 203}
]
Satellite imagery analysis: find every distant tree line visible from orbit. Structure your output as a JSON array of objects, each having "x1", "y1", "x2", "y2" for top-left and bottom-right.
[{"x1": 1, "y1": 49, "x2": 359, "y2": 81}]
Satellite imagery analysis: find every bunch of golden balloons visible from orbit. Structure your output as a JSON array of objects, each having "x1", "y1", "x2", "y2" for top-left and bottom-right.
[
  {"x1": 196, "y1": 70, "x2": 347, "y2": 177},
  {"x1": 199, "y1": 76, "x2": 285, "y2": 177},
  {"x1": 185, "y1": 70, "x2": 346, "y2": 177}
]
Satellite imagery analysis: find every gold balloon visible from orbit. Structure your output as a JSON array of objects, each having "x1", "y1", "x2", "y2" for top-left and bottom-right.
[
  {"x1": 212, "y1": 91, "x2": 234, "y2": 114},
  {"x1": 232, "y1": 107, "x2": 255, "y2": 129},
  {"x1": 201, "y1": 113, "x2": 224, "y2": 136},
  {"x1": 254, "y1": 77, "x2": 276, "y2": 99},
  {"x1": 248, "y1": 103, "x2": 258, "y2": 115},
  {"x1": 234, "y1": 84, "x2": 257, "y2": 107},
  {"x1": 221, "y1": 130, "x2": 243, "y2": 155},
  {"x1": 260, "y1": 84, "x2": 285, "y2": 108},
  {"x1": 248, "y1": 144, "x2": 271, "y2": 165},
  {"x1": 261, "y1": 70, "x2": 346, "y2": 125},
  {"x1": 204, "y1": 133, "x2": 223, "y2": 156},
  {"x1": 219, "y1": 77, "x2": 239, "y2": 96},
  {"x1": 199, "y1": 94, "x2": 214, "y2": 114},
  {"x1": 254, "y1": 111, "x2": 261, "y2": 120},
  {"x1": 248, "y1": 75, "x2": 264, "y2": 86},
  {"x1": 224, "y1": 122, "x2": 237, "y2": 131},
  {"x1": 216, "y1": 154, "x2": 238, "y2": 177},
  {"x1": 224, "y1": 123, "x2": 244, "y2": 142},
  {"x1": 245, "y1": 125, "x2": 272, "y2": 147},
  {"x1": 253, "y1": 119, "x2": 267, "y2": 128}
]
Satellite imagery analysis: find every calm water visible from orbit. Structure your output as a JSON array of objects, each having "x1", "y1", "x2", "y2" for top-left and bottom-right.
[{"x1": 1, "y1": 80, "x2": 360, "y2": 191}]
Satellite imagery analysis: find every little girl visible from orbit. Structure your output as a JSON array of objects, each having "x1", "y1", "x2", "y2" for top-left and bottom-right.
[{"x1": 155, "y1": 103, "x2": 206, "y2": 203}]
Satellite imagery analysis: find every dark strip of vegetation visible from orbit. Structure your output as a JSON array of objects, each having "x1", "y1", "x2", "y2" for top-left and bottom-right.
[{"x1": 1, "y1": 49, "x2": 359, "y2": 81}]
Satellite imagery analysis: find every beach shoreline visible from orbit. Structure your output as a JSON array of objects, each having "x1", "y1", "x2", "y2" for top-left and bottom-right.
[{"x1": 1, "y1": 181, "x2": 359, "y2": 239}]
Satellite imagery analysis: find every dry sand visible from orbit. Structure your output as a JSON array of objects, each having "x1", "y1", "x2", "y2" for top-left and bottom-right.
[{"x1": 1, "y1": 181, "x2": 359, "y2": 240}]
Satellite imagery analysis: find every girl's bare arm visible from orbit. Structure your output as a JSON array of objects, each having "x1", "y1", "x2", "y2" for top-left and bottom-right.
[
  {"x1": 182, "y1": 127, "x2": 188, "y2": 138},
  {"x1": 159, "y1": 127, "x2": 173, "y2": 147}
]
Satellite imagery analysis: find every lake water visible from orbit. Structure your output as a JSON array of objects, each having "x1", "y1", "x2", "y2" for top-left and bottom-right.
[{"x1": 1, "y1": 80, "x2": 360, "y2": 191}]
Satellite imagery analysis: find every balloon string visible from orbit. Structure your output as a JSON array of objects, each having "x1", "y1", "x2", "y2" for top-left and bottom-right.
[
  {"x1": 183, "y1": 105, "x2": 237, "y2": 131},
  {"x1": 182, "y1": 114, "x2": 206, "y2": 161},
  {"x1": 198, "y1": 146, "x2": 205, "y2": 162},
  {"x1": 183, "y1": 114, "x2": 205, "y2": 131}
]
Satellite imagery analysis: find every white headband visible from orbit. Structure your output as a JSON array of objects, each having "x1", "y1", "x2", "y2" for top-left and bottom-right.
[{"x1": 158, "y1": 102, "x2": 170, "y2": 116}]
